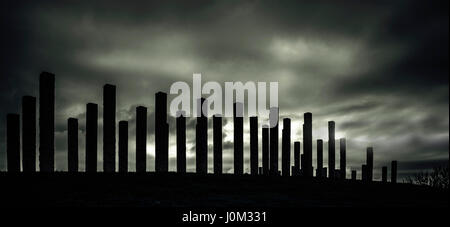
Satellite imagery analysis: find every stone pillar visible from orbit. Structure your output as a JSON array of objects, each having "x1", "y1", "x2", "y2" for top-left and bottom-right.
[
  {"x1": 155, "y1": 92, "x2": 169, "y2": 172},
  {"x1": 233, "y1": 102, "x2": 243, "y2": 175},
  {"x1": 177, "y1": 111, "x2": 187, "y2": 173},
  {"x1": 303, "y1": 113, "x2": 313, "y2": 177},
  {"x1": 22, "y1": 96, "x2": 36, "y2": 172},
  {"x1": 67, "y1": 118, "x2": 78, "y2": 172},
  {"x1": 39, "y1": 71, "x2": 55, "y2": 172},
  {"x1": 340, "y1": 138, "x2": 346, "y2": 179},
  {"x1": 196, "y1": 98, "x2": 208, "y2": 174},
  {"x1": 250, "y1": 116, "x2": 258, "y2": 175},
  {"x1": 86, "y1": 103, "x2": 98, "y2": 173},
  {"x1": 294, "y1": 141, "x2": 300, "y2": 176},
  {"x1": 391, "y1": 161, "x2": 398, "y2": 184},
  {"x1": 367, "y1": 147, "x2": 374, "y2": 182},
  {"x1": 103, "y1": 84, "x2": 116, "y2": 172},
  {"x1": 328, "y1": 121, "x2": 335, "y2": 179},
  {"x1": 213, "y1": 114, "x2": 222, "y2": 174},
  {"x1": 118, "y1": 121, "x2": 128, "y2": 173},
  {"x1": 362, "y1": 164, "x2": 367, "y2": 182},
  {"x1": 282, "y1": 118, "x2": 291, "y2": 176},
  {"x1": 262, "y1": 124, "x2": 269, "y2": 175},
  {"x1": 316, "y1": 139, "x2": 323, "y2": 178},
  {"x1": 269, "y1": 107, "x2": 279, "y2": 176},
  {"x1": 136, "y1": 106, "x2": 147, "y2": 173}
]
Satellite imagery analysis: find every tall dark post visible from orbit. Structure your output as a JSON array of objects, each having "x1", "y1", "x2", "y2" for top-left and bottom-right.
[
  {"x1": 118, "y1": 121, "x2": 128, "y2": 173},
  {"x1": 328, "y1": 121, "x2": 335, "y2": 179},
  {"x1": 233, "y1": 102, "x2": 244, "y2": 175},
  {"x1": 39, "y1": 71, "x2": 55, "y2": 172},
  {"x1": 177, "y1": 111, "x2": 187, "y2": 173},
  {"x1": 362, "y1": 164, "x2": 367, "y2": 181},
  {"x1": 86, "y1": 103, "x2": 98, "y2": 173},
  {"x1": 22, "y1": 96, "x2": 36, "y2": 172},
  {"x1": 391, "y1": 161, "x2": 398, "y2": 184},
  {"x1": 136, "y1": 106, "x2": 147, "y2": 173},
  {"x1": 294, "y1": 141, "x2": 300, "y2": 176},
  {"x1": 351, "y1": 170, "x2": 357, "y2": 180},
  {"x1": 250, "y1": 116, "x2": 258, "y2": 175},
  {"x1": 300, "y1": 154, "x2": 305, "y2": 175},
  {"x1": 367, "y1": 147, "x2": 374, "y2": 181},
  {"x1": 382, "y1": 166, "x2": 387, "y2": 183},
  {"x1": 196, "y1": 98, "x2": 208, "y2": 174},
  {"x1": 67, "y1": 118, "x2": 78, "y2": 172},
  {"x1": 282, "y1": 118, "x2": 291, "y2": 176},
  {"x1": 262, "y1": 124, "x2": 269, "y2": 175},
  {"x1": 303, "y1": 113, "x2": 313, "y2": 177},
  {"x1": 7, "y1": 114, "x2": 20, "y2": 172},
  {"x1": 269, "y1": 107, "x2": 279, "y2": 176},
  {"x1": 155, "y1": 92, "x2": 169, "y2": 172},
  {"x1": 316, "y1": 139, "x2": 323, "y2": 178},
  {"x1": 103, "y1": 84, "x2": 116, "y2": 172},
  {"x1": 340, "y1": 138, "x2": 346, "y2": 179}
]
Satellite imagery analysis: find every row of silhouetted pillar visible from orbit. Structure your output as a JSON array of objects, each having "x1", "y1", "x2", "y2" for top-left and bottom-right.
[{"x1": 4, "y1": 71, "x2": 398, "y2": 183}]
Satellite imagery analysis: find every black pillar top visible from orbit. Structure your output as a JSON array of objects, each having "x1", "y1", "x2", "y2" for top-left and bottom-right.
[{"x1": 304, "y1": 112, "x2": 312, "y2": 123}]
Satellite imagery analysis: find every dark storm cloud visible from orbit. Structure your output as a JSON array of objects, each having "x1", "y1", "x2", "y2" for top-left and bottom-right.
[{"x1": 0, "y1": 0, "x2": 448, "y2": 178}]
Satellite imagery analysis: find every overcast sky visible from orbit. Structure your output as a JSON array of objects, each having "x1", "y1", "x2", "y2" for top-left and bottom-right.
[{"x1": 1, "y1": 0, "x2": 448, "y2": 180}]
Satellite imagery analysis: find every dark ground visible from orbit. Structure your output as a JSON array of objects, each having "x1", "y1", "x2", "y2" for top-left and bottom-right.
[{"x1": 0, "y1": 172, "x2": 447, "y2": 207}]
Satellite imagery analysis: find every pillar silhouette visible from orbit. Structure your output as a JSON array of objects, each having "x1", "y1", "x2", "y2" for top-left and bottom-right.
[
  {"x1": 177, "y1": 111, "x2": 186, "y2": 173},
  {"x1": 196, "y1": 98, "x2": 208, "y2": 174},
  {"x1": 118, "y1": 121, "x2": 128, "y2": 173},
  {"x1": 328, "y1": 121, "x2": 335, "y2": 179},
  {"x1": 382, "y1": 166, "x2": 387, "y2": 183},
  {"x1": 22, "y1": 96, "x2": 36, "y2": 172},
  {"x1": 67, "y1": 118, "x2": 78, "y2": 172},
  {"x1": 262, "y1": 124, "x2": 269, "y2": 175},
  {"x1": 39, "y1": 71, "x2": 55, "y2": 172},
  {"x1": 155, "y1": 92, "x2": 169, "y2": 172},
  {"x1": 86, "y1": 103, "x2": 98, "y2": 173},
  {"x1": 362, "y1": 165, "x2": 367, "y2": 182},
  {"x1": 300, "y1": 154, "x2": 305, "y2": 176},
  {"x1": 367, "y1": 147, "x2": 374, "y2": 181},
  {"x1": 322, "y1": 167, "x2": 327, "y2": 178},
  {"x1": 136, "y1": 106, "x2": 147, "y2": 173},
  {"x1": 391, "y1": 161, "x2": 398, "y2": 183},
  {"x1": 340, "y1": 138, "x2": 346, "y2": 179},
  {"x1": 282, "y1": 118, "x2": 291, "y2": 176},
  {"x1": 212, "y1": 114, "x2": 222, "y2": 174},
  {"x1": 351, "y1": 170, "x2": 357, "y2": 180},
  {"x1": 294, "y1": 141, "x2": 300, "y2": 176},
  {"x1": 269, "y1": 107, "x2": 279, "y2": 176},
  {"x1": 303, "y1": 113, "x2": 313, "y2": 177},
  {"x1": 7, "y1": 114, "x2": 20, "y2": 172},
  {"x1": 316, "y1": 139, "x2": 323, "y2": 177},
  {"x1": 233, "y1": 102, "x2": 244, "y2": 175},
  {"x1": 250, "y1": 116, "x2": 258, "y2": 175},
  {"x1": 103, "y1": 84, "x2": 116, "y2": 172}
]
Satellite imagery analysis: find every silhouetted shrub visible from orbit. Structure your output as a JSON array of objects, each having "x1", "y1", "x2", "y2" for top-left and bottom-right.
[{"x1": 406, "y1": 166, "x2": 449, "y2": 190}]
